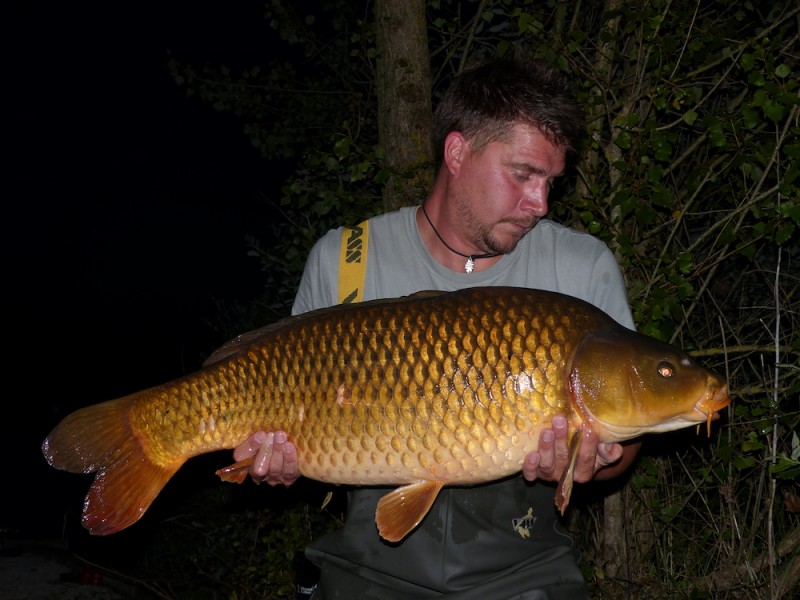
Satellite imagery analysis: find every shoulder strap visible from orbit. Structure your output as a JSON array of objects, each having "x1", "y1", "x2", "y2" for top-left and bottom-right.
[{"x1": 338, "y1": 219, "x2": 369, "y2": 304}]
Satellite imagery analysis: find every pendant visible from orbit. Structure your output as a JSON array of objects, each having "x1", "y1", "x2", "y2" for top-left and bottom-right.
[{"x1": 464, "y1": 257, "x2": 475, "y2": 273}]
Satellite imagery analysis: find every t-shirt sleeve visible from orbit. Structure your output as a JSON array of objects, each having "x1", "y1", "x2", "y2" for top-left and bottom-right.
[
  {"x1": 588, "y1": 247, "x2": 635, "y2": 330},
  {"x1": 291, "y1": 228, "x2": 342, "y2": 315}
]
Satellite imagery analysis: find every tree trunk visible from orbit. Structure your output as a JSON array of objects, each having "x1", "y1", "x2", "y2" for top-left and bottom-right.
[
  {"x1": 374, "y1": 0, "x2": 434, "y2": 213},
  {"x1": 583, "y1": 0, "x2": 633, "y2": 581},
  {"x1": 603, "y1": 489, "x2": 627, "y2": 581}
]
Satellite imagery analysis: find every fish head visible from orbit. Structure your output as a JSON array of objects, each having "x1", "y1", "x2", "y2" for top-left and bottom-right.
[{"x1": 568, "y1": 327, "x2": 731, "y2": 442}]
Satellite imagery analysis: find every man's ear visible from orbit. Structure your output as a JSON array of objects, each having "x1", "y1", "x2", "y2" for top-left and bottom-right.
[{"x1": 443, "y1": 131, "x2": 467, "y2": 174}]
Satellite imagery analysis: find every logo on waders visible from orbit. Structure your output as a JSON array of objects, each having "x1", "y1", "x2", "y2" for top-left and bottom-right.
[{"x1": 512, "y1": 507, "x2": 538, "y2": 539}]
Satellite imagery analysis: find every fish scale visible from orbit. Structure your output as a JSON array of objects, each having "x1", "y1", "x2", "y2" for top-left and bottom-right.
[
  {"x1": 151, "y1": 290, "x2": 569, "y2": 477},
  {"x1": 43, "y1": 286, "x2": 730, "y2": 541}
]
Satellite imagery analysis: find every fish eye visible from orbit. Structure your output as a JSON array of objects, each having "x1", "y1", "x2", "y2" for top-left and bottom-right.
[{"x1": 657, "y1": 361, "x2": 674, "y2": 378}]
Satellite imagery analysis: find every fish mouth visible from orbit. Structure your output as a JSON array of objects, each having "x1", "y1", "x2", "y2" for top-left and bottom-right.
[
  {"x1": 586, "y1": 379, "x2": 732, "y2": 442},
  {"x1": 695, "y1": 380, "x2": 731, "y2": 435}
]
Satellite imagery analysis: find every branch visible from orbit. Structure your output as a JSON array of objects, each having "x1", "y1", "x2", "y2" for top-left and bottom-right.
[
  {"x1": 670, "y1": 99, "x2": 800, "y2": 343},
  {"x1": 689, "y1": 345, "x2": 797, "y2": 357}
]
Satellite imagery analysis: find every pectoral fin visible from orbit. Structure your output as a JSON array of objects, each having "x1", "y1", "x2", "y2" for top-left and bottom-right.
[
  {"x1": 375, "y1": 480, "x2": 445, "y2": 542},
  {"x1": 555, "y1": 431, "x2": 583, "y2": 515},
  {"x1": 216, "y1": 457, "x2": 255, "y2": 484}
]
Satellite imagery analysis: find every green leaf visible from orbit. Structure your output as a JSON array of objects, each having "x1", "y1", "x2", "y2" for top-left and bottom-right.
[
  {"x1": 741, "y1": 106, "x2": 760, "y2": 129},
  {"x1": 677, "y1": 252, "x2": 693, "y2": 274},
  {"x1": 770, "y1": 457, "x2": 800, "y2": 480},
  {"x1": 654, "y1": 140, "x2": 673, "y2": 162},
  {"x1": 651, "y1": 187, "x2": 674, "y2": 208},
  {"x1": 647, "y1": 165, "x2": 663, "y2": 184},
  {"x1": 636, "y1": 203, "x2": 658, "y2": 226},
  {"x1": 709, "y1": 128, "x2": 727, "y2": 148},
  {"x1": 658, "y1": 503, "x2": 683, "y2": 523},
  {"x1": 742, "y1": 433, "x2": 765, "y2": 452},
  {"x1": 748, "y1": 71, "x2": 766, "y2": 86},
  {"x1": 775, "y1": 222, "x2": 795, "y2": 245},
  {"x1": 763, "y1": 101, "x2": 785, "y2": 123},
  {"x1": 683, "y1": 110, "x2": 698, "y2": 125},
  {"x1": 333, "y1": 136, "x2": 352, "y2": 158}
]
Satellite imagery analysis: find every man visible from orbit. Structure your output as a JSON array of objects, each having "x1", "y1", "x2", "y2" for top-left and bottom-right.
[{"x1": 235, "y1": 53, "x2": 640, "y2": 598}]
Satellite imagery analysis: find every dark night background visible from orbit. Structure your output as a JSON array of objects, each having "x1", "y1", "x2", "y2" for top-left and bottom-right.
[{"x1": 4, "y1": 1, "x2": 286, "y2": 549}]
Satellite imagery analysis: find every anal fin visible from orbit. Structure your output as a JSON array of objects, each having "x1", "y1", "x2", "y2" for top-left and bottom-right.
[{"x1": 375, "y1": 481, "x2": 444, "y2": 543}]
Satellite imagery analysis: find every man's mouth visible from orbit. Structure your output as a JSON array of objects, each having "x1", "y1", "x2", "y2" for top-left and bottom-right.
[{"x1": 504, "y1": 218, "x2": 538, "y2": 233}]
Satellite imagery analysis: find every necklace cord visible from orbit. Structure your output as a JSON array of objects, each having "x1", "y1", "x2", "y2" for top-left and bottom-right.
[{"x1": 420, "y1": 203, "x2": 499, "y2": 267}]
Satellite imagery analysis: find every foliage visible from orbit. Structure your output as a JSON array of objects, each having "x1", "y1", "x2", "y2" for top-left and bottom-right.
[
  {"x1": 165, "y1": 0, "x2": 799, "y2": 598},
  {"x1": 135, "y1": 471, "x2": 343, "y2": 600},
  {"x1": 168, "y1": 0, "x2": 384, "y2": 326}
]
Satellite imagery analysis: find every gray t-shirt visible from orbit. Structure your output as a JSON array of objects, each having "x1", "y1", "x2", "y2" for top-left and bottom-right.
[
  {"x1": 293, "y1": 206, "x2": 634, "y2": 599},
  {"x1": 294, "y1": 207, "x2": 633, "y2": 329}
]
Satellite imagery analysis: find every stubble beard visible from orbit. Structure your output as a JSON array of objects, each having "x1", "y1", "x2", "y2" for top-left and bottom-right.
[{"x1": 456, "y1": 196, "x2": 539, "y2": 255}]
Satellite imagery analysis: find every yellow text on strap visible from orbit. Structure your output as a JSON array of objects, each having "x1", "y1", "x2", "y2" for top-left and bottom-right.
[{"x1": 338, "y1": 220, "x2": 369, "y2": 304}]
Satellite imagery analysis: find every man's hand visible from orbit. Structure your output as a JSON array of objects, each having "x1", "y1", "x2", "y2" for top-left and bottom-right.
[
  {"x1": 522, "y1": 415, "x2": 635, "y2": 483},
  {"x1": 233, "y1": 430, "x2": 300, "y2": 486}
]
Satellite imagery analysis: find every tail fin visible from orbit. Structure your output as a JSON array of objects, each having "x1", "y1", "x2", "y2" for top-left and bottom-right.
[{"x1": 42, "y1": 395, "x2": 181, "y2": 535}]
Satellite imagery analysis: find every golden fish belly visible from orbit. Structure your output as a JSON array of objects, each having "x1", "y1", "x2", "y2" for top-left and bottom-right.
[{"x1": 130, "y1": 287, "x2": 607, "y2": 485}]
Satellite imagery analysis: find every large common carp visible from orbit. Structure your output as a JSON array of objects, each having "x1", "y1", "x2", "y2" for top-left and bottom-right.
[{"x1": 43, "y1": 286, "x2": 730, "y2": 542}]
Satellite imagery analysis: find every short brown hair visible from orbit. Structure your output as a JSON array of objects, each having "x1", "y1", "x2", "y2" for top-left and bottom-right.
[{"x1": 432, "y1": 53, "x2": 584, "y2": 169}]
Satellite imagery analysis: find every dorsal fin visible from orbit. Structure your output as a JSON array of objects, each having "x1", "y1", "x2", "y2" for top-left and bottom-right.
[{"x1": 203, "y1": 290, "x2": 450, "y2": 366}]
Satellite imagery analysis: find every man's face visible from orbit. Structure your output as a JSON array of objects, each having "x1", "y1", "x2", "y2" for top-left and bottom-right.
[{"x1": 451, "y1": 123, "x2": 566, "y2": 255}]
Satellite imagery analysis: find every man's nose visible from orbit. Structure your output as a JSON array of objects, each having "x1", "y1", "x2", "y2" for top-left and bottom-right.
[{"x1": 520, "y1": 181, "x2": 549, "y2": 216}]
